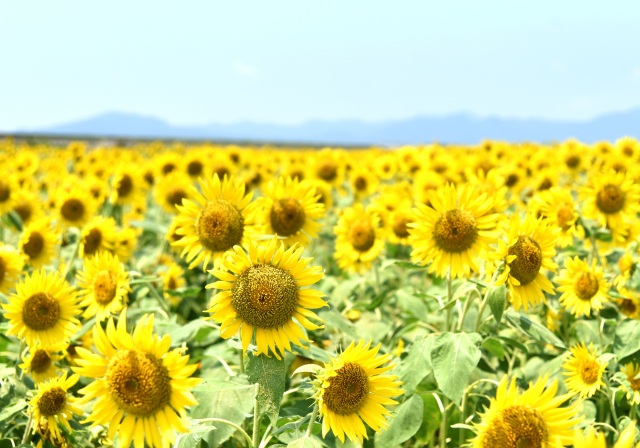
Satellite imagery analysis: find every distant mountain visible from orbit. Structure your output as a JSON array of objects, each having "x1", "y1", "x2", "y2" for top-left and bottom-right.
[{"x1": 22, "y1": 109, "x2": 640, "y2": 145}]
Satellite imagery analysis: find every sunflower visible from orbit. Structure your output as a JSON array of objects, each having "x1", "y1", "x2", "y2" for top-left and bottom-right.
[
  {"x1": 55, "y1": 184, "x2": 96, "y2": 228},
  {"x1": 387, "y1": 205, "x2": 414, "y2": 246},
  {"x1": 530, "y1": 187, "x2": 584, "y2": 248},
  {"x1": 334, "y1": 204, "x2": 386, "y2": 273},
  {"x1": 206, "y1": 236, "x2": 326, "y2": 359},
  {"x1": 161, "y1": 260, "x2": 186, "y2": 306},
  {"x1": 73, "y1": 311, "x2": 200, "y2": 448},
  {"x1": 29, "y1": 373, "x2": 82, "y2": 442},
  {"x1": 555, "y1": 256, "x2": 610, "y2": 317},
  {"x1": 495, "y1": 213, "x2": 558, "y2": 311},
  {"x1": 76, "y1": 251, "x2": 130, "y2": 321},
  {"x1": 0, "y1": 175, "x2": 18, "y2": 215},
  {"x1": 3, "y1": 269, "x2": 80, "y2": 348},
  {"x1": 110, "y1": 165, "x2": 147, "y2": 206},
  {"x1": 621, "y1": 362, "x2": 640, "y2": 405},
  {"x1": 79, "y1": 216, "x2": 118, "y2": 259},
  {"x1": 112, "y1": 227, "x2": 139, "y2": 262},
  {"x1": 617, "y1": 288, "x2": 640, "y2": 319},
  {"x1": 562, "y1": 342, "x2": 607, "y2": 398},
  {"x1": 470, "y1": 375, "x2": 581, "y2": 448},
  {"x1": 409, "y1": 183, "x2": 500, "y2": 279},
  {"x1": 312, "y1": 340, "x2": 403, "y2": 443},
  {"x1": 0, "y1": 243, "x2": 24, "y2": 295},
  {"x1": 580, "y1": 170, "x2": 640, "y2": 233},
  {"x1": 573, "y1": 422, "x2": 637, "y2": 448},
  {"x1": 259, "y1": 176, "x2": 325, "y2": 248},
  {"x1": 153, "y1": 171, "x2": 193, "y2": 213},
  {"x1": 348, "y1": 167, "x2": 379, "y2": 200},
  {"x1": 20, "y1": 342, "x2": 64, "y2": 383},
  {"x1": 172, "y1": 174, "x2": 261, "y2": 271},
  {"x1": 11, "y1": 188, "x2": 44, "y2": 227},
  {"x1": 19, "y1": 219, "x2": 59, "y2": 268}
]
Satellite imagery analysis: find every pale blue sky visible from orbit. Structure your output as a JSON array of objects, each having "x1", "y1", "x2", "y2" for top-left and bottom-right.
[{"x1": 1, "y1": 1, "x2": 639, "y2": 130}]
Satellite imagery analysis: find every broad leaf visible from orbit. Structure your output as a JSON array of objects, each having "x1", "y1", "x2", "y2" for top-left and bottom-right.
[
  {"x1": 395, "y1": 335, "x2": 434, "y2": 395},
  {"x1": 430, "y1": 332, "x2": 481, "y2": 405},
  {"x1": 374, "y1": 394, "x2": 424, "y2": 447},
  {"x1": 504, "y1": 309, "x2": 565, "y2": 349},
  {"x1": 487, "y1": 284, "x2": 507, "y2": 324},
  {"x1": 614, "y1": 319, "x2": 640, "y2": 359},
  {"x1": 246, "y1": 352, "x2": 286, "y2": 426}
]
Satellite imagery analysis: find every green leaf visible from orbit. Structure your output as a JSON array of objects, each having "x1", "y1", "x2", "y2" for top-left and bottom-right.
[
  {"x1": 246, "y1": 352, "x2": 286, "y2": 426},
  {"x1": 394, "y1": 260, "x2": 427, "y2": 270},
  {"x1": 168, "y1": 319, "x2": 213, "y2": 345},
  {"x1": 287, "y1": 436, "x2": 323, "y2": 448},
  {"x1": 487, "y1": 284, "x2": 507, "y2": 324},
  {"x1": 504, "y1": 309, "x2": 565, "y2": 349},
  {"x1": 395, "y1": 288, "x2": 428, "y2": 320},
  {"x1": 374, "y1": 394, "x2": 424, "y2": 447},
  {"x1": 430, "y1": 332, "x2": 482, "y2": 405},
  {"x1": 0, "y1": 399, "x2": 27, "y2": 422},
  {"x1": 614, "y1": 319, "x2": 640, "y2": 359},
  {"x1": 482, "y1": 337, "x2": 506, "y2": 360},
  {"x1": 177, "y1": 424, "x2": 217, "y2": 448},
  {"x1": 395, "y1": 335, "x2": 434, "y2": 395},
  {"x1": 190, "y1": 379, "x2": 255, "y2": 447}
]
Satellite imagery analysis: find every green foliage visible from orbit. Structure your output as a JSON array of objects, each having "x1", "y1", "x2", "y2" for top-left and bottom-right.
[
  {"x1": 430, "y1": 332, "x2": 482, "y2": 405},
  {"x1": 504, "y1": 309, "x2": 565, "y2": 348},
  {"x1": 374, "y1": 394, "x2": 424, "y2": 447},
  {"x1": 246, "y1": 352, "x2": 287, "y2": 426}
]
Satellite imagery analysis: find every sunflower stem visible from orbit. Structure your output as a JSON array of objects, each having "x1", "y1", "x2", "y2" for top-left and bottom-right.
[
  {"x1": 252, "y1": 383, "x2": 261, "y2": 448},
  {"x1": 189, "y1": 418, "x2": 253, "y2": 447},
  {"x1": 62, "y1": 232, "x2": 81, "y2": 280},
  {"x1": 306, "y1": 403, "x2": 319, "y2": 438},
  {"x1": 474, "y1": 268, "x2": 501, "y2": 332},
  {"x1": 239, "y1": 350, "x2": 245, "y2": 375},
  {"x1": 21, "y1": 412, "x2": 33, "y2": 445},
  {"x1": 445, "y1": 271, "x2": 453, "y2": 332}
]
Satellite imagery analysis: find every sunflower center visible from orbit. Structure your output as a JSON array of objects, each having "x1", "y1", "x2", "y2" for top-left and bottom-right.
[
  {"x1": 505, "y1": 174, "x2": 519, "y2": 188},
  {"x1": 167, "y1": 276, "x2": 177, "y2": 290},
  {"x1": 22, "y1": 292, "x2": 60, "y2": 331},
  {"x1": 596, "y1": 184, "x2": 625, "y2": 214},
  {"x1": 162, "y1": 163, "x2": 176, "y2": 175},
  {"x1": 629, "y1": 373, "x2": 640, "y2": 391},
  {"x1": 166, "y1": 188, "x2": 187, "y2": 208},
  {"x1": 187, "y1": 160, "x2": 204, "y2": 176},
  {"x1": 61, "y1": 198, "x2": 85, "y2": 222},
  {"x1": 574, "y1": 272, "x2": 599, "y2": 301},
  {"x1": 0, "y1": 257, "x2": 6, "y2": 284},
  {"x1": 0, "y1": 181, "x2": 10, "y2": 202},
  {"x1": 354, "y1": 176, "x2": 367, "y2": 191},
  {"x1": 30, "y1": 349, "x2": 52, "y2": 373},
  {"x1": 83, "y1": 228, "x2": 103, "y2": 256},
  {"x1": 556, "y1": 205, "x2": 574, "y2": 231},
  {"x1": 620, "y1": 298, "x2": 637, "y2": 316},
  {"x1": 433, "y1": 209, "x2": 478, "y2": 253},
  {"x1": 231, "y1": 264, "x2": 298, "y2": 328},
  {"x1": 270, "y1": 198, "x2": 306, "y2": 236},
  {"x1": 14, "y1": 203, "x2": 32, "y2": 223},
  {"x1": 106, "y1": 350, "x2": 172, "y2": 417},
  {"x1": 392, "y1": 215, "x2": 412, "y2": 239},
  {"x1": 38, "y1": 386, "x2": 66, "y2": 417},
  {"x1": 144, "y1": 171, "x2": 154, "y2": 186},
  {"x1": 579, "y1": 359, "x2": 601, "y2": 384},
  {"x1": 94, "y1": 270, "x2": 118, "y2": 305},
  {"x1": 317, "y1": 162, "x2": 338, "y2": 181},
  {"x1": 23, "y1": 232, "x2": 45, "y2": 259},
  {"x1": 213, "y1": 166, "x2": 230, "y2": 179},
  {"x1": 349, "y1": 220, "x2": 376, "y2": 252},
  {"x1": 565, "y1": 155, "x2": 580, "y2": 168},
  {"x1": 197, "y1": 199, "x2": 244, "y2": 252},
  {"x1": 323, "y1": 362, "x2": 369, "y2": 415},
  {"x1": 507, "y1": 237, "x2": 542, "y2": 286},
  {"x1": 481, "y1": 405, "x2": 549, "y2": 448},
  {"x1": 117, "y1": 174, "x2": 133, "y2": 198}
]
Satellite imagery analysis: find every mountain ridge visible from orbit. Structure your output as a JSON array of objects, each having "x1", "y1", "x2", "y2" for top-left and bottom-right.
[{"x1": 18, "y1": 109, "x2": 640, "y2": 145}]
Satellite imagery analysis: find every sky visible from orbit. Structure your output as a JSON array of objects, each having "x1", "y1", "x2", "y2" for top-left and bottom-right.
[{"x1": 1, "y1": 1, "x2": 640, "y2": 130}]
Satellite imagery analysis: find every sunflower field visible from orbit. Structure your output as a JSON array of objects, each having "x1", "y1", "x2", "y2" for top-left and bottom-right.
[{"x1": 2, "y1": 137, "x2": 640, "y2": 448}]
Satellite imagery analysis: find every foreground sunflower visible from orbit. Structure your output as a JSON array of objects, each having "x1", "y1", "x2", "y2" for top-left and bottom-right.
[
  {"x1": 3, "y1": 269, "x2": 80, "y2": 348},
  {"x1": 409, "y1": 183, "x2": 500, "y2": 279},
  {"x1": 259, "y1": 176, "x2": 325, "y2": 248},
  {"x1": 76, "y1": 251, "x2": 130, "y2": 321},
  {"x1": 312, "y1": 340, "x2": 403, "y2": 443},
  {"x1": 73, "y1": 312, "x2": 200, "y2": 448},
  {"x1": 28, "y1": 373, "x2": 82, "y2": 443},
  {"x1": 562, "y1": 342, "x2": 607, "y2": 398},
  {"x1": 555, "y1": 256, "x2": 610, "y2": 317},
  {"x1": 495, "y1": 213, "x2": 558, "y2": 311},
  {"x1": 0, "y1": 243, "x2": 24, "y2": 295},
  {"x1": 333, "y1": 204, "x2": 386, "y2": 273},
  {"x1": 207, "y1": 236, "x2": 326, "y2": 359},
  {"x1": 471, "y1": 375, "x2": 582, "y2": 448},
  {"x1": 173, "y1": 174, "x2": 261, "y2": 271}
]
